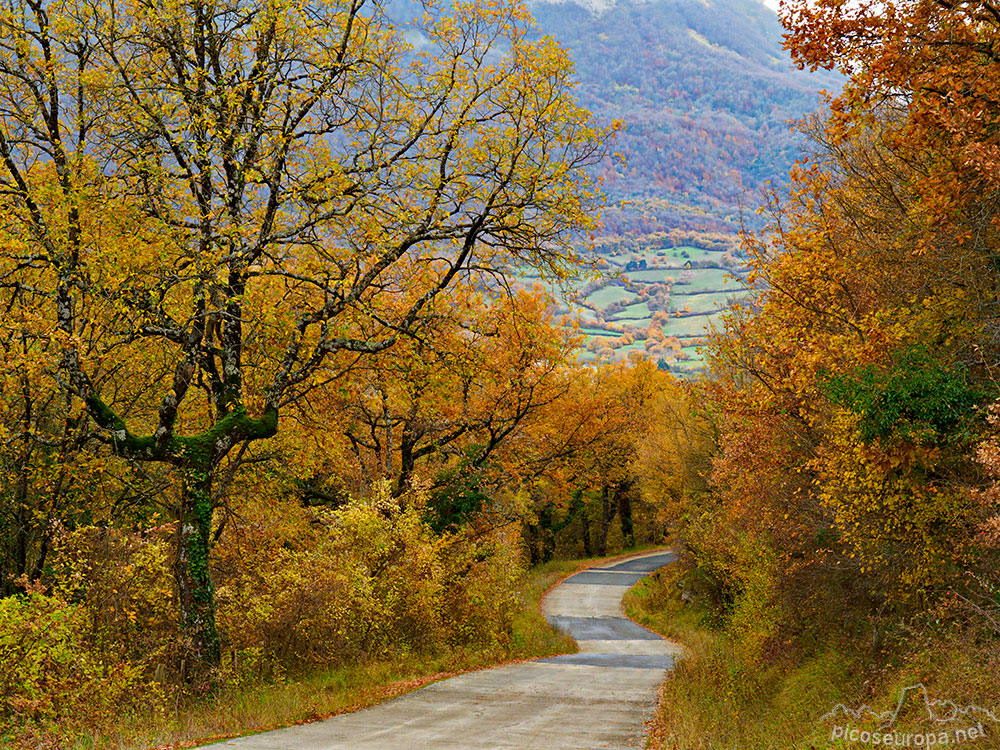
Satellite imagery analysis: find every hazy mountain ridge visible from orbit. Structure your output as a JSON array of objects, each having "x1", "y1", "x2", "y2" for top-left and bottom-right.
[{"x1": 528, "y1": 0, "x2": 841, "y2": 241}]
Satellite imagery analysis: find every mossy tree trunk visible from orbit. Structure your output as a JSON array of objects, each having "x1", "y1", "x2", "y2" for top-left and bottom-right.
[
  {"x1": 85, "y1": 398, "x2": 278, "y2": 671},
  {"x1": 175, "y1": 468, "x2": 221, "y2": 667}
]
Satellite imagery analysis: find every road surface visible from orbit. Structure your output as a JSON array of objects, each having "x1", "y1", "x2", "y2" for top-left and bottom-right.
[{"x1": 203, "y1": 549, "x2": 679, "y2": 749}]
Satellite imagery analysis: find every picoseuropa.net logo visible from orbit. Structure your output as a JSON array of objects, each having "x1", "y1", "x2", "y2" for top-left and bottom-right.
[{"x1": 820, "y1": 684, "x2": 998, "y2": 746}]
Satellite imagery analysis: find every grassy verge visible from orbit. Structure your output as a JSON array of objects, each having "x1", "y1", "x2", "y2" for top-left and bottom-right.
[
  {"x1": 623, "y1": 568, "x2": 851, "y2": 749},
  {"x1": 623, "y1": 566, "x2": 1000, "y2": 750},
  {"x1": 69, "y1": 558, "x2": 590, "y2": 750}
]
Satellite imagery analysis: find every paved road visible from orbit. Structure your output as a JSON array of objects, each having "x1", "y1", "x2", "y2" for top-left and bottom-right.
[{"x1": 204, "y1": 550, "x2": 679, "y2": 750}]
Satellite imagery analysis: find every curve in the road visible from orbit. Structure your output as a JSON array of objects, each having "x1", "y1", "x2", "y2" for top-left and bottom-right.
[{"x1": 203, "y1": 549, "x2": 679, "y2": 750}]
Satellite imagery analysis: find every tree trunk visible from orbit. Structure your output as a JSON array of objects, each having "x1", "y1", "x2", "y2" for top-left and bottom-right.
[
  {"x1": 571, "y1": 490, "x2": 592, "y2": 556},
  {"x1": 538, "y1": 504, "x2": 556, "y2": 563},
  {"x1": 12, "y1": 383, "x2": 33, "y2": 591},
  {"x1": 524, "y1": 522, "x2": 542, "y2": 566},
  {"x1": 618, "y1": 487, "x2": 635, "y2": 549},
  {"x1": 598, "y1": 484, "x2": 618, "y2": 556},
  {"x1": 174, "y1": 468, "x2": 221, "y2": 670}
]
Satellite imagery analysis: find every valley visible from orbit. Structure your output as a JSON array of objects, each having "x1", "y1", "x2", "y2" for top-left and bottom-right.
[{"x1": 521, "y1": 0, "x2": 839, "y2": 371}]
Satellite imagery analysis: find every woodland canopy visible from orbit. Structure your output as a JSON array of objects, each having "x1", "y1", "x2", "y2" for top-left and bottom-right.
[{"x1": 0, "y1": 0, "x2": 609, "y2": 677}]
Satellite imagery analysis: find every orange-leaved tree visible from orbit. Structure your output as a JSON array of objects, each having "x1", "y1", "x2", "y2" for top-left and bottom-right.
[
  {"x1": 701, "y1": 101, "x2": 999, "y2": 655},
  {"x1": 274, "y1": 282, "x2": 581, "y2": 529},
  {"x1": 520, "y1": 358, "x2": 678, "y2": 560}
]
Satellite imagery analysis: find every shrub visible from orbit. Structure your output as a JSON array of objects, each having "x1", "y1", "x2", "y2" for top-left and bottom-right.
[
  {"x1": 47, "y1": 526, "x2": 181, "y2": 672},
  {"x1": 0, "y1": 588, "x2": 154, "y2": 745},
  {"x1": 214, "y1": 483, "x2": 525, "y2": 676}
]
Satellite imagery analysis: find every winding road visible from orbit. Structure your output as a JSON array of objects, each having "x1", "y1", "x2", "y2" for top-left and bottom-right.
[{"x1": 204, "y1": 549, "x2": 679, "y2": 749}]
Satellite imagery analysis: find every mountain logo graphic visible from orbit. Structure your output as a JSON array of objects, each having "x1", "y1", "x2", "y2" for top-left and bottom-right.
[{"x1": 820, "y1": 684, "x2": 999, "y2": 730}]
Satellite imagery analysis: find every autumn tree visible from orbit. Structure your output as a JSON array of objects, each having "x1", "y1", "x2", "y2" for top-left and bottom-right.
[
  {"x1": 279, "y1": 283, "x2": 580, "y2": 529},
  {"x1": 783, "y1": 0, "x2": 1000, "y2": 245},
  {"x1": 692, "y1": 0, "x2": 1000, "y2": 649},
  {"x1": 0, "y1": 0, "x2": 607, "y2": 668},
  {"x1": 520, "y1": 358, "x2": 674, "y2": 560}
]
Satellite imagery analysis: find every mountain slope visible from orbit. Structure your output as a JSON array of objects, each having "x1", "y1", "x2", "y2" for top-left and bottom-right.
[{"x1": 529, "y1": 0, "x2": 841, "y2": 241}]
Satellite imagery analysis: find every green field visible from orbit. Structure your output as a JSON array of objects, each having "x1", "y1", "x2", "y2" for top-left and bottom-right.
[
  {"x1": 613, "y1": 300, "x2": 652, "y2": 319},
  {"x1": 672, "y1": 290, "x2": 742, "y2": 313},
  {"x1": 618, "y1": 341, "x2": 649, "y2": 354},
  {"x1": 611, "y1": 245, "x2": 718, "y2": 266},
  {"x1": 584, "y1": 284, "x2": 636, "y2": 308},
  {"x1": 672, "y1": 268, "x2": 740, "y2": 292},
  {"x1": 649, "y1": 246, "x2": 718, "y2": 266},
  {"x1": 513, "y1": 239, "x2": 745, "y2": 373},
  {"x1": 660, "y1": 313, "x2": 724, "y2": 338},
  {"x1": 620, "y1": 268, "x2": 679, "y2": 283}
]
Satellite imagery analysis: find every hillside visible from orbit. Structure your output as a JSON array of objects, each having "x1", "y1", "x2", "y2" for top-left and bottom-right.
[
  {"x1": 520, "y1": 0, "x2": 839, "y2": 370},
  {"x1": 531, "y1": 0, "x2": 840, "y2": 240}
]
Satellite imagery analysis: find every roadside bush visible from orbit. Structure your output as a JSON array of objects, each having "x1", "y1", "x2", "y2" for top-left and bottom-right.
[
  {"x1": 214, "y1": 482, "x2": 525, "y2": 677},
  {"x1": 0, "y1": 479, "x2": 531, "y2": 746},
  {"x1": 48, "y1": 526, "x2": 181, "y2": 672},
  {"x1": 0, "y1": 588, "x2": 154, "y2": 745},
  {"x1": 438, "y1": 529, "x2": 523, "y2": 649}
]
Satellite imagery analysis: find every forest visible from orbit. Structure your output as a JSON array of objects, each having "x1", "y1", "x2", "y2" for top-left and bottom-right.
[
  {"x1": 0, "y1": 0, "x2": 695, "y2": 744},
  {"x1": 2, "y1": 0, "x2": 1000, "y2": 747}
]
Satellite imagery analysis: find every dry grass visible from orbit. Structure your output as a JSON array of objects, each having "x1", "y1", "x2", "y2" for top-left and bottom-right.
[
  {"x1": 66, "y1": 557, "x2": 592, "y2": 750},
  {"x1": 624, "y1": 566, "x2": 1000, "y2": 750}
]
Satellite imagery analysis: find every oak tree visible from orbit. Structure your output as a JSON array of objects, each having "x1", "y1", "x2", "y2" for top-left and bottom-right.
[{"x1": 0, "y1": 0, "x2": 606, "y2": 668}]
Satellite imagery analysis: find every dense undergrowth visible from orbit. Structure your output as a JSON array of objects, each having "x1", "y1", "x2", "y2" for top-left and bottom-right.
[
  {"x1": 3, "y1": 530, "x2": 582, "y2": 750},
  {"x1": 626, "y1": 564, "x2": 1000, "y2": 749}
]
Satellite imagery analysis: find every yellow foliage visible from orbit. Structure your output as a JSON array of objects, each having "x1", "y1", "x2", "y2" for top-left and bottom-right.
[
  {"x1": 214, "y1": 482, "x2": 524, "y2": 673},
  {"x1": 0, "y1": 589, "x2": 160, "y2": 744},
  {"x1": 813, "y1": 409, "x2": 973, "y2": 598}
]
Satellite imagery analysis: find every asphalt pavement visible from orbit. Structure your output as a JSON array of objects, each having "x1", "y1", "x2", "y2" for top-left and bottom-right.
[{"x1": 202, "y1": 549, "x2": 679, "y2": 750}]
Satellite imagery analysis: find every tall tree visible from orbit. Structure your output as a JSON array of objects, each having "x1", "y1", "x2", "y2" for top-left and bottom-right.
[
  {"x1": 0, "y1": 0, "x2": 607, "y2": 669},
  {"x1": 520, "y1": 359, "x2": 672, "y2": 560}
]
